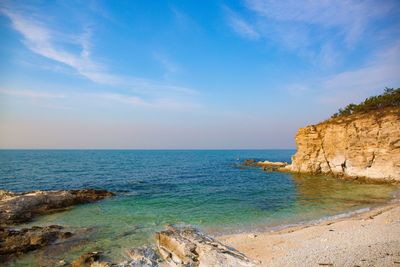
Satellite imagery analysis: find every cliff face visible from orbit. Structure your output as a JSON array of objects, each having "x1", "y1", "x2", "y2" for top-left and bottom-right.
[{"x1": 286, "y1": 108, "x2": 400, "y2": 182}]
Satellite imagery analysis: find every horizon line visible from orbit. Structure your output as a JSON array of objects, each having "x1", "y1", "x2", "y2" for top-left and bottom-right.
[{"x1": 0, "y1": 148, "x2": 296, "y2": 151}]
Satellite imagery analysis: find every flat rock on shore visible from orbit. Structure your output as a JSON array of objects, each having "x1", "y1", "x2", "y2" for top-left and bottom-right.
[
  {"x1": 72, "y1": 226, "x2": 258, "y2": 267},
  {"x1": 0, "y1": 225, "x2": 72, "y2": 262},
  {"x1": 0, "y1": 189, "x2": 114, "y2": 225}
]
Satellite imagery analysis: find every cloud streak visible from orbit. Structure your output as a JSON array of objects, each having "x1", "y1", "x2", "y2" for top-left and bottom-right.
[
  {"x1": 244, "y1": 0, "x2": 395, "y2": 46},
  {"x1": 93, "y1": 92, "x2": 203, "y2": 110},
  {"x1": 225, "y1": 0, "x2": 399, "y2": 68},
  {"x1": 0, "y1": 88, "x2": 65, "y2": 99},
  {"x1": 318, "y1": 42, "x2": 400, "y2": 105},
  {"x1": 225, "y1": 7, "x2": 260, "y2": 40},
  {"x1": 0, "y1": 4, "x2": 199, "y2": 99}
]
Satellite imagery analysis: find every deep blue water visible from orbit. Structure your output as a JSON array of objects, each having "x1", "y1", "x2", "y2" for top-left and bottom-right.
[{"x1": 1, "y1": 149, "x2": 294, "y2": 193}]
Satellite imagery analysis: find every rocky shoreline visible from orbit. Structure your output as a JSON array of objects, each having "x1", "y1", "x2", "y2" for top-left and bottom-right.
[
  {"x1": 0, "y1": 189, "x2": 114, "y2": 226},
  {"x1": 0, "y1": 225, "x2": 72, "y2": 262},
  {"x1": 0, "y1": 189, "x2": 114, "y2": 263},
  {"x1": 241, "y1": 108, "x2": 400, "y2": 184},
  {"x1": 2, "y1": 186, "x2": 399, "y2": 266},
  {"x1": 0, "y1": 188, "x2": 258, "y2": 267}
]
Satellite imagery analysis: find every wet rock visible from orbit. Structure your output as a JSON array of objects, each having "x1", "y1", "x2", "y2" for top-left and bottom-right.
[
  {"x1": 156, "y1": 226, "x2": 257, "y2": 267},
  {"x1": 71, "y1": 251, "x2": 110, "y2": 267},
  {"x1": 73, "y1": 247, "x2": 165, "y2": 267},
  {"x1": 243, "y1": 159, "x2": 257, "y2": 166},
  {"x1": 256, "y1": 160, "x2": 288, "y2": 167},
  {"x1": 0, "y1": 189, "x2": 114, "y2": 225},
  {"x1": 0, "y1": 225, "x2": 72, "y2": 262}
]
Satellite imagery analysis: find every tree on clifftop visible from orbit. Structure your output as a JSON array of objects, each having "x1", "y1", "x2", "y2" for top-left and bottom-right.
[{"x1": 332, "y1": 87, "x2": 400, "y2": 118}]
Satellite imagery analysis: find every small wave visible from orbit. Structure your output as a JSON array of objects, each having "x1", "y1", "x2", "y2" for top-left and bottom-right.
[{"x1": 314, "y1": 207, "x2": 371, "y2": 223}]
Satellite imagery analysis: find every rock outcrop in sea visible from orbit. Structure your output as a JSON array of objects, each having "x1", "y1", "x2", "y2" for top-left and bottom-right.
[
  {"x1": 0, "y1": 189, "x2": 114, "y2": 225},
  {"x1": 284, "y1": 107, "x2": 400, "y2": 182},
  {"x1": 0, "y1": 225, "x2": 72, "y2": 262},
  {"x1": 0, "y1": 189, "x2": 114, "y2": 262}
]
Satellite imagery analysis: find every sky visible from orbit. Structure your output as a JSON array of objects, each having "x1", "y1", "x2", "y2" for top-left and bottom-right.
[{"x1": 0, "y1": 0, "x2": 399, "y2": 149}]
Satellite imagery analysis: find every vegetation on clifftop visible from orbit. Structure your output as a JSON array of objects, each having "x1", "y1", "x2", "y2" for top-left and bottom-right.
[{"x1": 332, "y1": 87, "x2": 400, "y2": 118}]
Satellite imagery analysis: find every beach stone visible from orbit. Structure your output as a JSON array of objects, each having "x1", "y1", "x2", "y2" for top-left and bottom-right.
[
  {"x1": 156, "y1": 226, "x2": 257, "y2": 267},
  {"x1": 0, "y1": 189, "x2": 114, "y2": 225},
  {"x1": 0, "y1": 225, "x2": 72, "y2": 262}
]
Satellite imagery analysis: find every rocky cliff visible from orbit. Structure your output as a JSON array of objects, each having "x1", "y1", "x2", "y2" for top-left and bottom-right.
[{"x1": 285, "y1": 107, "x2": 400, "y2": 182}]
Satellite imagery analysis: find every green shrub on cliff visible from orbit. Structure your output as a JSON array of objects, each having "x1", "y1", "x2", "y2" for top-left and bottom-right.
[{"x1": 332, "y1": 87, "x2": 400, "y2": 118}]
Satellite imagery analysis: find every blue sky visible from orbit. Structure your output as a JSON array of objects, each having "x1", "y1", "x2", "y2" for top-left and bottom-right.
[{"x1": 0, "y1": 0, "x2": 399, "y2": 149}]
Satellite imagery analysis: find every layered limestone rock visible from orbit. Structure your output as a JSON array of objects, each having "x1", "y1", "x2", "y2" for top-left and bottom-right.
[
  {"x1": 156, "y1": 226, "x2": 257, "y2": 267},
  {"x1": 0, "y1": 189, "x2": 114, "y2": 225},
  {"x1": 73, "y1": 226, "x2": 257, "y2": 267},
  {"x1": 285, "y1": 108, "x2": 400, "y2": 182},
  {"x1": 0, "y1": 189, "x2": 114, "y2": 263},
  {"x1": 0, "y1": 225, "x2": 72, "y2": 262}
]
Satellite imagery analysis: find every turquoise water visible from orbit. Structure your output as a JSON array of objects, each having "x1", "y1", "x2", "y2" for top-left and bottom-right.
[{"x1": 0, "y1": 150, "x2": 397, "y2": 266}]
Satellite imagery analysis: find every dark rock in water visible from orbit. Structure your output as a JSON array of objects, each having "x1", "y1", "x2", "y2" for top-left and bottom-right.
[
  {"x1": 156, "y1": 226, "x2": 257, "y2": 267},
  {"x1": 243, "y1": 159, "x2": 257, "y2": 166},
  {"x1": 0, "y1": 189, "x2": 114, "y2": 225},
  {"x1": 0, "y1": 225, "x2": 72, "y2": 262}
]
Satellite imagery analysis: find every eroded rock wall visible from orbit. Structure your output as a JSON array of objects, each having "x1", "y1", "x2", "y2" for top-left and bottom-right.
[{"x1": 286, "y1": 108, "x2": 400, "y2": 182}]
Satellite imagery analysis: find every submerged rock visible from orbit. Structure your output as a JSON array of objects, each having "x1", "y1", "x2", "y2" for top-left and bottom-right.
[
  {"x1": 156, "y1": 226, "x2": 257, "y2": 267},
  {"x1": 71, "y1": 251, "x2": 111, "y2": 267},
  {"x1": 0, "y1": 225, "x2": 72, "y2": 262},
  {"x1": 243, "y1": 159, "x2": 257, "y2": 166},
  {"x1": 0, "y1": 189, "x2": 114, "y2": 225}
]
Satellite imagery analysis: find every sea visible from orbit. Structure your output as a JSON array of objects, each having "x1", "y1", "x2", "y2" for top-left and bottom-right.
[{"x1": 0, "y1": 149, "x2": 397, "y2": 266}]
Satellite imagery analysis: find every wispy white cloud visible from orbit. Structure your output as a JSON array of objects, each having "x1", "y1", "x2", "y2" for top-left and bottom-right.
[
  {"x1": 0, "y1": 7, "x2": 105, "y2": 83},
  {"x1": 224, "y1": 7, "x2": 260, "y2": 40},
  {"x1": 0, "y1": 88, "x2": 65, "y2": 99},
  {"x1": 319, "y1": 42, "x2": 400, "y2": 105},
  {"x1": 226, "y1": 0, "x2": 399, "y2": 68},
  {"x1": 153, "y1": 52, "x2": 181, "y2": 79},
  {"x1": 93, "y1": 92, "x2": 203, "y2": 111},
  {"x1": 244, "y1": 0, "x2": 395, "y2": 46},
  {"x1": 0, "y1": 3, "x2": 199, "y2": 100}
]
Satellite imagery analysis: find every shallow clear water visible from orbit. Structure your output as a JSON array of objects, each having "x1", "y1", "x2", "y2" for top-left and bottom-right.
[{"x1": 0, "y1": 150, "x2": 397, "y2": 266}]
